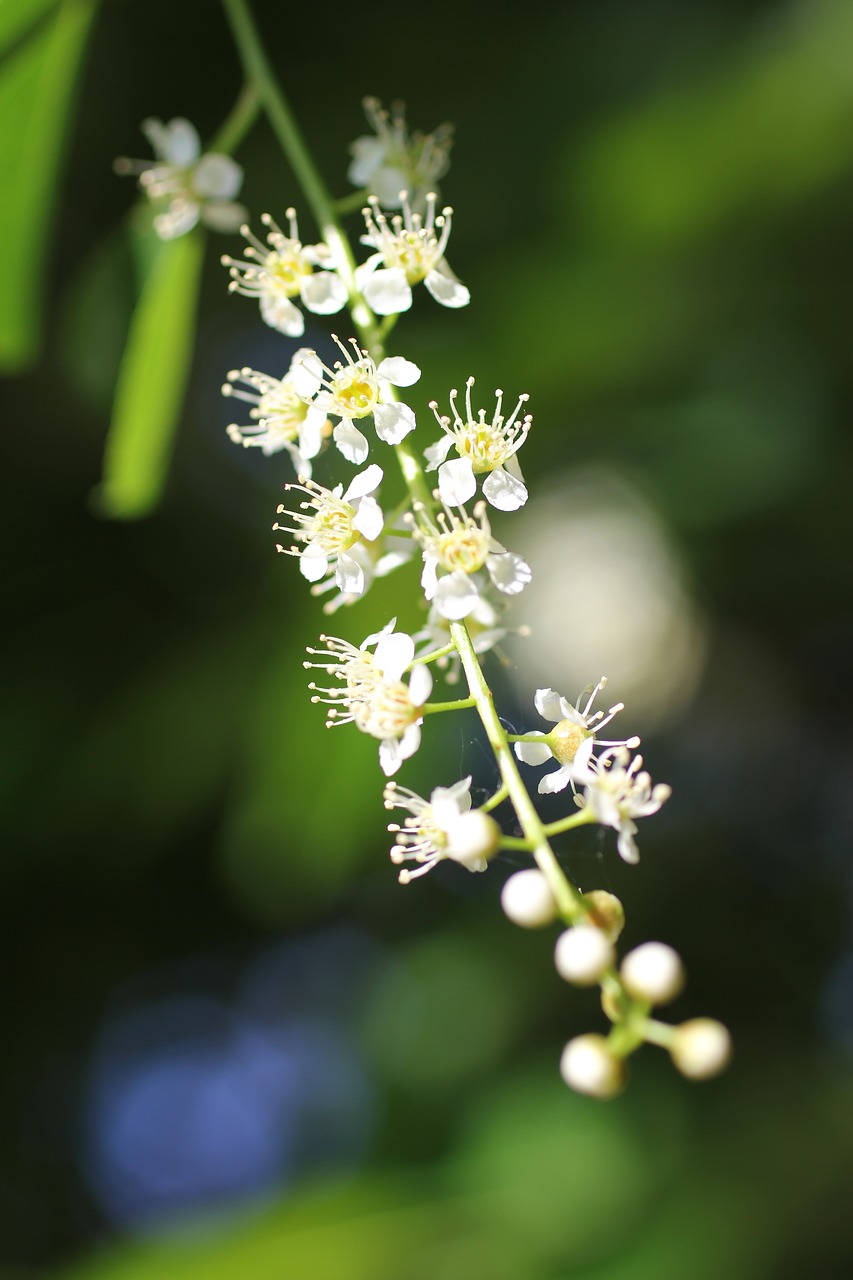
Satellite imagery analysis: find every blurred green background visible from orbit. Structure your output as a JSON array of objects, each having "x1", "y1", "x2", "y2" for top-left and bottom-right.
[{"x1": 3, "y1": 0, "x2": 853, "y2": 1276}]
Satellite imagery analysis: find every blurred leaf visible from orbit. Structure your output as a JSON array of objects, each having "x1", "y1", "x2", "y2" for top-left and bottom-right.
[
  {"x1": 0, "y1": 0, "x2": 58, "y2": 53},
  {"x1": 0, "y1": 0, "x2": 95, "y2": 371},
  {"x1": 58, "y1": 225, "x2": 135, "y2": 413},
  {"x1": 95, "y1": 230, "x2": 204, "y2": 519}
]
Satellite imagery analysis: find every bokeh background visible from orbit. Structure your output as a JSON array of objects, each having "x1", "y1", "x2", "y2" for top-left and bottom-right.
[{"x1": 3, "y1": 0, "x2": 853, "y2": 1276}]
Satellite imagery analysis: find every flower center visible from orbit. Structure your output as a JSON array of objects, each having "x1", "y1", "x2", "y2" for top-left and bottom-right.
[
  {"x1": 308, "y1": 499, "x2": 359, "y2": 555},
  {"x1": 435, "y1": 524, "x2": 490, "y2": 575},
  {"x1": 355, "y1": 680, "x2": 418, "y2": 739},
  {"x1": 331, "y1": 367, "x2": 380, "y2": 418},
  {"x1": 549, "y1": 719, "x2": 590, "y2": 764},
  {"x1": 457, "y1": 422, "x2": 510, "y2": 472},
  {"x1": 258, "y1": 387, "x2": 309, "y2": 442},
  {"x1": 266, "y1": 250, "x2": 311, "y2": 297}
]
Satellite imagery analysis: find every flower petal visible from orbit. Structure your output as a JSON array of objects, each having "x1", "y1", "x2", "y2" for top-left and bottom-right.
[
  {"x1": 374, "y1": 401, "x2": 415, "y2": 444},
  {"x1": 424, "y1": 435, "x2": 453, "y2": 470},
  {"x1": 483, "y1": 465, "x2": 528, "y2": 511},
  {"x1": 375, "y1": 632, "x2": 415, "y2": 681},
  {"x1": 298, "y1": 407, "x2": 326, "y2": 460},
  {"x1": 421, "y1": 555, "x2": 439, "y2": 600},
  {"x1": 335, "y1": 552, "x2": 365, "y2": 595},
  {"x1": 407, "y1": 664, "x2": 433, "y2": 706},
  {"x1": 352, "y1": 495, "x2": 384, "y2": 541},
  {"x1": 192, "y1": 153, "x2": 243, "y2": 199},
  {"x1": 260, "y1": 293, "x2": 305, "y2": 337},
  {"x1": 514, "y1": 735, "x2": 553, "y2": 766},
  {"x1": 300, "y1": 271, "x2": 348, "y2": 315},
  {"x1": 533, "y1": 688, "x2": 565, "y2": 722},
  {"x1": 299, "y1": 542, "x2": 328, "y2": 583},
  {"x1": 377, "y1": 356, "x2": 421, "y2": 387},
  {"x1": 538, "y1": 765, "x2": 573, "y2": 795},
  {"x1": 424, "y1": 263, "x2": 470, "y2": 309},
  {"x1": 487, "y1": 552, "x2": 532, "y2": 595},
  {"x1": 438, "y1": 457, "x2": 476, "y2": 507},
  {"x1": 333, "y1": 420, "x2": 369, "y2": 464},
  {"x1": 434, "y1": 571, "x2": 480, "y2": 620},
  {"x1": 363, "y1": 268, "x2": 413, "y2": 316},
  {"x1": 343, "y1": 463, "x2": 383, "y2": 503}
]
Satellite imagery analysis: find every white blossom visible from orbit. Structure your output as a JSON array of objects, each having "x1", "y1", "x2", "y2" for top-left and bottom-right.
[
  {"x1": 560, "y1": 1035, "x2": 626, "y2": 1099},
  {"x1": 222, "y1": 350, "x2": 330, "y2": 476},
  {"x1": 500, "y1": 869, "x2": 558, "y2": 929},
  {"x1": 274, "y1": 464, "x2": 385, "y2": 596},
  {"x1": 293, "y1": 337, "x2": 420, "y2": 464},
  {"x1": 571, "y1": 740, "x2": 672, "y2": 864},
  {"x1": 356, "y1": 194, "x2": 469, "y2": 315},
  {"x1": 670, "y1": 1019, "x2": 732, "y2": 1080},
  {"x1": 426, "y1": 379, "x2": 532, "y2": 512},
  {"x1": 348, "y1": 97, "x2": 453, "y2": 210},
  {"x1": 410, "y1": 499, "x2": 531, "y2": 621},
  {"x1": 304, "y1": 619, "x2": 433, "y2": 776},
  {"x1": 513, "y1": 678, "x2": 640, "y2": 796},
  {"x1": 310, "y1": 537, "x2": 414, "y2": 615},
  {"x1": 221, "y1": 210, "x2": 347, "y2": 337},
  {"x1": 115, "y1": 117, "x2": 245, "y2": 240},
  {"x1": 620, "y1": 942, "x2": 684, "y2": 1005},
  {"x1": 383, "y1": 777, "x2": 499, "y2": 883},
  {"x1": 554, "y1": 926, "x2": 615, "y2": 986}
]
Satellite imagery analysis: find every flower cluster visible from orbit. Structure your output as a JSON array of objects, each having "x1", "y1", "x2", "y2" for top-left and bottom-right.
[{"x1": 118, "y1": 80, "x2": 732, "y2": 1103}]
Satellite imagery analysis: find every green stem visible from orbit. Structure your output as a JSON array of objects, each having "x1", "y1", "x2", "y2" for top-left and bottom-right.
[
  {"x1": 501, "y1": 835, "x2": 535, "y2": 852},
  {"x1": 209, "y1": 81, "x2": 261, "y2": 154},
  {"x1": 543, "y1": 810, "x2": 596, "y2": 838},
  {"x1": 411, "y1": 641, "x2": 457, "y2": 666},
  {"x1": 334, "y1": 189, "x2": 369, "y2": 216},
  {"x1": 450, "y1": 622, "x2": 586, "y2": 923},
  {"x1": 481, "y1": 783, "x2": 509, "y2": 813},
  {"x1": 422, "y1": 696, "x2": 476, "y2": 715}
]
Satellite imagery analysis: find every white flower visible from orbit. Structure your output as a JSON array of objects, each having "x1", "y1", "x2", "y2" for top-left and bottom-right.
[
  {"x1": 411, "y1": 499, "x2": 531, "y2": 621},
  {"x1": 554, "y1": 926, "x2": 615, "y2": 986},
  {"x1": 513, "y1": 679, "x2": 640, "y2": 796},
  {"x1": 222, "y1": 349, "x2": 330, "y2": 477},
  {"x1": 560, "y1": 1034, "x2": 626, "y2": 1099},
  {"x1": 347, "y1": 97, "x2": 453, "y2": 210},
  {"x1": 294, "y1": 337, "x2": 421, "y2": 464},
  {"x1": 221, "y1": 210, "x2": 348, "y2": 337},
  {"x1": 425, "y1": 379, "x2": 532, "y2": 512},
  {"x1": 571, "y1": 740, "x2": 672, "y2": 864},
  {"x1": 115, "y1": 117, "x2": 245, "y2": 240},
  {"x1": 620, "y1": 942, "x2": 684, "y2": 1005},
  {"x1": 304, "y1": 619, "x2": 433, "y2": 776},
  {"x1": 356, "y1": 194, "x2": 469, "y2": 315},
  {"x1": 414, "y1": 597, "x2": 510, "y2": 684},
  {"x1": 383, "y1": 777, "x2": 500, "y2": 883},
  {"x1": 500, "y1": 869, "x2": 558, "y2": 928},
  {"x1": 310, "y1": 537, "x2": 414, "y2": 615},
  {"x1": 274, "y1": 464, "x2": 385, "y2": 596},
  {"x1": 670, "y1": 1019, "x2": 732, "y2": 1080}
]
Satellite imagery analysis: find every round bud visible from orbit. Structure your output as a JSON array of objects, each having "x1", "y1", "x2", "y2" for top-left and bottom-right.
[
  {"x1": 670, "y1": 1019, "x2": 732, "y2": 1080},
  {"x1": 501, "y1": 869, "x2": 558, "y2": 928},
  {"x1": 448, "y1": 811, "x2": 501, "y2": 870},
  {"x1": 554, "y1": 926, "x2": 614, "y2": 986},
  {"x1": 560, "y1": 1034, "x2": 626, "y2": 1099},
  {"x1": 620, "y1": 942, "x2": 685, "y2": 1005},
  {"x1": 580, "y1": 890, "x2": 625, "y2": 942}
]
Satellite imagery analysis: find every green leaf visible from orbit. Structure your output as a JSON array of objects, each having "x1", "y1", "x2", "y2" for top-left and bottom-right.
[
  {"x1": 95, "y1": 230, "x2": 205, "y2": 520},
  {"x1": 0, "y1": 0, "x2": 59, "y2": 56},
  {"x1": 0, "y1": 0, "x2": 96, "y2": 371}
]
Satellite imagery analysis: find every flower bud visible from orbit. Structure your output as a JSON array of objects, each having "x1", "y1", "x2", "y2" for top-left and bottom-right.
[
  {"x1": 560, "y1": 1034, "x2": 626, "y2": 1099},
  {"x1": 448, "y1": 810, "x2": 501, "y2": 870},
  {"x1": 554, "y1": 926, "x2": 614, "y2": 986},
  {"x1": 670, "y1": 1018, "x2": 732, "y2": 1080},
  {"x1": 500, "y1": 869, "x2": 558, "y2": 928},
  {"x1": 580, "y1": 890, "x2": 625, "y2": 942},
  {"x1": 620, "y1": 942, "x2": 685, "y2": 1005}
]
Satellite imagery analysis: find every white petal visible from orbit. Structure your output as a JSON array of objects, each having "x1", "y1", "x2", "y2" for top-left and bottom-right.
[
  {"x1": 538, "y1": 766, "x2": 573, "y2": 795},
  {"x1": 570, "y1": 736, "x2": 596, "y2": 780},
  {"x1": 424, "y1": 263, "x2": 470, "y2": 309},
  {"x1": 375, "y1": 548, "x2": 412, "y2": 576},
  {"x1": 434, "y1": 572, "x2": 480, "y2": 620},
  {"x1": 617, "y1": 824, "x2": 640, "y2": 865},
  {"x1": 200, "y1": 201, "x2": 247, "y2": 232},
  {"x1": 298, "y1": 408, "x2": 325, "y2": 460},
  {"x1": 371, "y1": 167, "x2": 408, "y2": 207},
  {"x1": 438, "y1": 457, "x2": 477, "y2": 507},
  {"x1": 407, "y1": 664, "x2": 433, "y2": 706},
  {"x1": 348, "y1": 137, "x2": 385, "y2": 186},
  {"x1": 352, "y1": 495, "x2": 384, "y2": 541},
  {"x1": 260, "y1": 293, "x2": 304, "y2": 337},
  {"x1": 343, "y1": 463, "x2": 383, "y2": 503},
  {"x1": 374, "y1": 401, "x2": 415, "y2": 444},
  {"x1": 514, "y1": 735, "x2": 553, "y2": 766},
  {"x1": 421, "y1": 555, "x2": 439, "y2": 600},
  {"x1": 300, "y1": 271, "x2": 348, "y2": 315},
  {"x1": 363, "y1": 269, "x2": 413, "y2": 316},
  {"x1": 192, "y1": 153, "x2": 243, "y2": 199},
  {"x1": 483, "y1": 465, "x2": 528, "y2": 512},
  {"x1": 154, "y1": 200, "x2": 200, "y2": 239},
  {"x1": 534, "y1": 688, "x2": 565, "y2": 723},
  {"x1": 299, "y1": 543, "x2": 328, "y2": 583},
  {"x1": 335, "y1": 553, "x2": 365, "y2": 595},
  {"x1": 377, "y1": 356, "x2": 421, "y2": 387},
  {"x1": 333, "y1": 421, "x2": 369, "y2": 464},
  {"x1": 375, "y1": 632, "x2": 415, "y2": 681},
  {"x1": 379, "y1": 737, "x2": 403, "y2": 777},
  {"x1": 487, "y1": 552, "x2": 532, "y2": 595},
  {"x1": 289, "y1": 350, "x2": 324, "y2": 398},
  {"x1": 430, "y1": 788, "x2": 464, "y2": 826},
  {"x1": 424, "y1": 436, "x2": 453, "y2": 471},
  {"x1": 354, "y1": 254, "x2": 384, "y2": 292},
  {"x1": 145, "y1": 117, "x2": 199, "y2": 166}
]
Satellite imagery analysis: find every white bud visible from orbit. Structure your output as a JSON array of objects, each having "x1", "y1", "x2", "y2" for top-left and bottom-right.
[
  {"x1": 501, "y1": 869, "x2": 558, "y2": 928},
  {"x1": 670, "y1": 1019, "x2": 732, "y2": 1080},
  {"x1": 560, "y1": 1034, "x2": 626, "y2": 1099},
  {"x1": 447, "y1": 810, "x2": 500, "y2": 870},
  {"x1": 554, "y1": 926, "x2": 614, "y2": 986},
  {"x1": 620, "y1": 942, "x2": 685, "y2": 1005}
]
